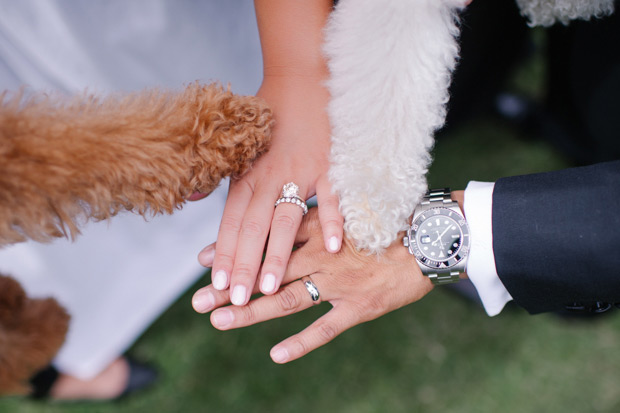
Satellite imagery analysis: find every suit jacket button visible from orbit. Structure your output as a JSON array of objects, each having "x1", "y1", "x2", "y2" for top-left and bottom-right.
[
  {"x1": 592, "y1": 302, "x2": 612, "y2": 313},
  {"x1": 564, "y1": 302, "x2": 586, "y2": 312},
  {"x1": 564, "y1": 302, "x2": 611, "y2": 313}
]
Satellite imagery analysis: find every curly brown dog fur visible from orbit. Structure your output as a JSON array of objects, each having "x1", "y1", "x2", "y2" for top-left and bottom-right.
[
  {"x1": 0, "y1": 275, "x2": 70, "y2": 395},
  {"x1": 0, "y1": 82, "x2": 272, "y2": 244},
  {"x1": 0, "y1": 82, "x2": 272, "y2": 395}
]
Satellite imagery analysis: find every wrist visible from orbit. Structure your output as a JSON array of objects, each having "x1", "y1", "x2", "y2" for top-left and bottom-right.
[
  {"x1": 403, "y1": 188, "x2": 470, "y2": 283},
  {"x1": 261, "y1": 65, "x2": 328, "y2": 93},
  {"x1": 451, "y1": 190, "x2": 468, "y2": 279},
  {"x1": 451, "y1": 190, "x2": 465, "y2": 216}
]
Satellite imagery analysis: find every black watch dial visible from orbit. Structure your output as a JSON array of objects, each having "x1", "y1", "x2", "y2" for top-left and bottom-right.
[{"x1": 409, "y1": 207, "x2": 469, "y2": 269}]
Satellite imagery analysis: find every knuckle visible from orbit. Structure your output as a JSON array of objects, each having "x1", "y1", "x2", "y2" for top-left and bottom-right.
[
  {"x1": 240, "y1": 303, "x2": 256, "y2": 323},
  {"x1": 261, "y1": 164, "x2": 275, "y2": 176},
  {"x1": 321, "y1": 217, "x2": 343, "y2": 230},
  {"x1": 316, "y1": 321, "x2": 338, "y2": 342},
  {"x1": 272, "y1": 214, "x2": 297, "y2": 232},
  {"x1": 367, "y1": 294, "x2": 387, "y2": 315},
  {"x1": 300, "y1": 215, "x2": 320, "y2": 234},
  {"x1": 236, "y1": 177, "x2": 255, "y2": 192},
  {"x1": 354, "y1": 295, "x2": 386, "y2": 321},
  {"x1": 263, "y1": 254, "x2": 286, "y2": 269},
  {"x1": 276, "y1": 287, "x2": 300, "y2": 312},
  {"x1": 219, "y1": 216, "x2": 242, "y2": 234},
  {"x1": 290, "y1": 337, "x2": 308, "y2": 357},
  {"x1": 214, "y1": 251, "x2": 235, "y2": 267},
  {"x1": 240, "y1": 219, "x2": 266, "y2": 238},
  {"x1": 232, "y1": 263, "x2": 257, "y2": 280},
  {"x1": 352, "y1": 303, "x2": 369, "y2": 320},
  {"x1": 320, "y1": 195, "x2": 341, "y2": 212}
]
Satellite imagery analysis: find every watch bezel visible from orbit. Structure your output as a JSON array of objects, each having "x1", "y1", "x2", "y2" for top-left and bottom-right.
[{"x1": 407, "y1": 206, "x2": 470, "y2": 270}]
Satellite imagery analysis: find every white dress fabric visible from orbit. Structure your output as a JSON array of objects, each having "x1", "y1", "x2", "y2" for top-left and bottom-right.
[{"x1": 0, "y1": 0, "x2": 262, "y2": 380}]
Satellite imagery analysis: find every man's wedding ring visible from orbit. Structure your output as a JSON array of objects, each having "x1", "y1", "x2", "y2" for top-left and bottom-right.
[
  {"x1": 302, "y1": 276, "x2": 320, "y2": 303},
  {"x1": 275, "y1": 182, "x2": 308, "y2": 215}
]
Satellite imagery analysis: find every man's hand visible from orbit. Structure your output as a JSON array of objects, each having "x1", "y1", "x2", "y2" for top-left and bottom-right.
[{"x1": 193, "y1": 208, "x2": 434, "y2": 363}]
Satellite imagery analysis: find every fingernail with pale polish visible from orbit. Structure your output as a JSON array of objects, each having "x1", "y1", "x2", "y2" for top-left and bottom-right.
[
  {"x1": 328, "y1": 236, "x2": 340, "y2": 252},
  {"x1": 271, "y1": 347, "x2": 289, "y2": 363},
  {"x1": 192, "y1": 291, "x2": 215, "y2": 313},
  {"x1": 212, "y1": 270, "x2": 228, "y2": 290},
  {"x1": 199, "y1": 246, "x2": 215, "y2": 267},
  {"x1": 212, "y1": 309, "x2": 234, "y2": 328},
  {"x1": 262, "y1": 273, "x2": 276, "y2": 293},
  {"x1": 231, "y1": 285, "x2": 247, "y2": 306}
]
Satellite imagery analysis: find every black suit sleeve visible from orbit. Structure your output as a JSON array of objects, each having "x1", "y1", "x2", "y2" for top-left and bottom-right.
[{"x1": 492, "y1": 161, "x2": 620, "y2": 314}]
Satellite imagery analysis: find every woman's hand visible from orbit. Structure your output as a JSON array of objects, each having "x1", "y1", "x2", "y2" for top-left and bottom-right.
[
  {"x1": 198, "y1": 74, "x2": 342, "y2": 306},
  {"x1": 196, "y1": 0, "x2": 342, "y2": 307},
  {"x1": 193, "y1": 208, "x2": 434, "y2": 363}
]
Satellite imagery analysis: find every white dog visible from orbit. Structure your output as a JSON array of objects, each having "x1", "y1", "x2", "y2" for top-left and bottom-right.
[{"x1": 325, "y1": 0, "x2": 614, "y2": 252}]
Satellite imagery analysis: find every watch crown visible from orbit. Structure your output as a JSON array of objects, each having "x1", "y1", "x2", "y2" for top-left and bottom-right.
[{"x1": 402, "y1": 237, "x2": 409, "y2": 247}]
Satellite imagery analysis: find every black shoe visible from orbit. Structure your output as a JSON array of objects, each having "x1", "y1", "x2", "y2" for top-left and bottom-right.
[
  {"x1": 29, "y1": 356, "x2": 158, "y2": 401},
  {"x1": 118, "y1": 357, "x2": 159, "y2": 399},
  {"x1": 29, "y1": 365, "x2": 59, "y2": 399}
]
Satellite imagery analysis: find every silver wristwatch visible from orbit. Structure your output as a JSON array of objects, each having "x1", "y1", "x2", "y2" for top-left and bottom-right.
[{"x1": 403, "y1": 188, "x2": 470, "y2": 285}]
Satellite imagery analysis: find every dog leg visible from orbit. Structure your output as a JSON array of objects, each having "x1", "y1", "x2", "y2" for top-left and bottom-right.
[
  {"x1": 0, "y1": 83, "x2": 272, "y2": 244},
  {"x1": 0, "y1": 275, "x2": 70, "y2": 396}
]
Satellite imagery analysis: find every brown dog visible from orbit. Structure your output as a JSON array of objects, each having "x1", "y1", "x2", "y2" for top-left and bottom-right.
[
  {"x1": 0, "y1": 82, "x2": 272, "y2": 395},
  {"x1": 0, "y1": 275, "x2": 70, "y2": 395}
]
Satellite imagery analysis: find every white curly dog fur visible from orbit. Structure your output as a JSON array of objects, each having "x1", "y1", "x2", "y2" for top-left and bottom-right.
[
  {"x1": 325, "y1": 0, "x2": 614, "y2": 253},
  {"x1": 325, "y1": 0, "x2": 464, "y2": 253},
  {"x1": 517, "y1": 0, "x2": 614, "y2": 26}
]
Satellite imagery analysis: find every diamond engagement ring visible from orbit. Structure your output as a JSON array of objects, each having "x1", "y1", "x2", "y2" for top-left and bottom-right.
[
  {"x1": 275, "y1": 182, "x2": 308, "y2": 215},
  {"x1": 302, "y1": 276, "x2": 320, "y2": 303}
]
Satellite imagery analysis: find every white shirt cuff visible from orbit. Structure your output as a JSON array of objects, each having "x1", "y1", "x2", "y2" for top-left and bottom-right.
[{"x1": 463, "y1": 181, "x2": 513, "y2": 316}]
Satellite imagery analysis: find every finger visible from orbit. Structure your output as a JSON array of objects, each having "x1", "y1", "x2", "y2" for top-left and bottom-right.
[
  {"x1": 280, "y1": 217, "x2": 324, "y2": 286},
  {"x1": 316, "y1": 175, "x2": 343, "y2": 253},
  {"x1": 192, "y1": 284, "x2": 231, "y2": 314},
  {"x1": 210, "y1": 279, "x2": 315, "y2": 330},
  {"x1": 211, "y1": 182, "x2": 253, "y2": 290},
  {"x1": 193, "y1": 266, "x2": 268, "y2": 314},
  {"x1": 259, "y1": 202, "x2": 304, "y2": 295},
  {"x1": 197, "y1": 242, "x2": 216, "y2": 267},
  {"x1": 188, "y1": 191, "x2": 208, "y2": 201},
  {"x1": 293, "y1": 207, "x2": 321, "y2": 244},
  {"x1": 228, "y1": 184, "x2": 279, "y2": 306},
  {"x1": 269, "y1": 305, "x2": 359, "y2": 364},
  {"x1": 196, "y1": 222, "x2": 323, "y2": 314}
]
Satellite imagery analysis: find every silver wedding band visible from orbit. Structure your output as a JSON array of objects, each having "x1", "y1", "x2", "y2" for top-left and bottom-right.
[
  {"x1": 302, "y1": 276, "x2": 320, "y2": 303},
  {"x1": 275, "y1": 182, "x2": 308, "y2": 215}
]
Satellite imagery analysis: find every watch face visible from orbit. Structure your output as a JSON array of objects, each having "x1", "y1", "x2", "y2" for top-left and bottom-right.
[{"x1": 408, "y1": 207, "x2": 469, "y2": 269}]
